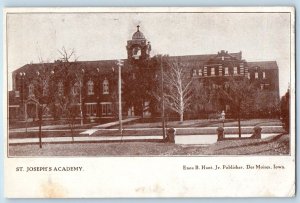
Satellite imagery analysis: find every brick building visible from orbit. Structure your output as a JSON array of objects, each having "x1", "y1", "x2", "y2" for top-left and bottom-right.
[{"x1": 8, "y1": 26, "x2": 280, "y2": 121}]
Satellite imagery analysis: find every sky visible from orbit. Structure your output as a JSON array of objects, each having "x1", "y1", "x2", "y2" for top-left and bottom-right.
[{"x1": 6, "y1": 11, "x2": 291, "y2": 95}]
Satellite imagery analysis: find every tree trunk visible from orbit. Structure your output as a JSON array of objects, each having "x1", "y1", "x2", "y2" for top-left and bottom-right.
[
  {"x1": 38, "y1": 105, "x2": 42, "y2": 148},
  {"x1": 238, "y1": 101, "x2": 241, "y2": 138}
]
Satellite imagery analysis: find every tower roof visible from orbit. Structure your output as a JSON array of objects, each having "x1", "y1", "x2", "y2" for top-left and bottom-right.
[{"x1": 132, "y1": 25, "x2": 145, "y2": 40}]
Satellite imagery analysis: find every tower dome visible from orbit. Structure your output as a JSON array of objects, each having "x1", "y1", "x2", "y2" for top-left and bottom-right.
[{"x1": 132, "y1": 25, "x2": 145, "y2": 40}]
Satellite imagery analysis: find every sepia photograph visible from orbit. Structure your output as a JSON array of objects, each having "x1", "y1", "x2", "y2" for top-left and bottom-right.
[
  {"x1": 6, "y1": 9, "x2": 293, "y2": 157},
  {"x1": 4, "y1": 7, "x2": 295, "y2": 198}
]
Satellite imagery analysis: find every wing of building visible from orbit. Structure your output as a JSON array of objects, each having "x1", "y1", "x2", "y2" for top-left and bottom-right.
[{"x1": 9, "y1": 26, "x2": 280, "y2": 122}]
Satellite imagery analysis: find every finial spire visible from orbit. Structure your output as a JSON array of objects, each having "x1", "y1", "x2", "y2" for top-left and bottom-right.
[{"x1": 137, "y1": 25, "x2": 140, "y2": 31}]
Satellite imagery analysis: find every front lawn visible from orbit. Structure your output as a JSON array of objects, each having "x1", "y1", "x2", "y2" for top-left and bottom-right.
[
  {"x1": 123, "y1": 118, "x2": 282, "y2": 128},
  {"x1": 9, "y1": 133, "x2": 289, "y2": 156}
]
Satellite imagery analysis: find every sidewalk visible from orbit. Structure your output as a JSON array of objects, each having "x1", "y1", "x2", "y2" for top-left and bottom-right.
[
  {"x1": 80, "y1": 117, "x2": 140, "y2": 135},
  {"x1": 9, "y1": 133, "x2": 279, "y2": 145}
]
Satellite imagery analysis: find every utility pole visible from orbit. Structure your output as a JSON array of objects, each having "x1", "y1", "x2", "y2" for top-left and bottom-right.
[
  {"x1": 160, "y1": 55, "x2": 166, "y2": 139},
  {"x1": 117, "y1": 60, "x2": 124, "y2": 136},
  {"x1": 79, "y1": 69, "x2": 84, "y2": 126}
]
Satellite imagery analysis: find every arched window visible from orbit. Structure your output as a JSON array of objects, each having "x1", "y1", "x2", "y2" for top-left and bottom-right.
[
  {"x1": 103, "y1": 78, "x2": 109, "y2": 94},
  {"x1": 71, "y1": 82, "x2": 80, "y2": 95},
  {"x1": 28, "y1": 83, "x2": 34, "y2": 97},
  {"x1": 87, "y1": 79, "x2": 94, "y2": 95},
  {"x1": 58, "y1": 81, "x2": 64, "y2": 96}
]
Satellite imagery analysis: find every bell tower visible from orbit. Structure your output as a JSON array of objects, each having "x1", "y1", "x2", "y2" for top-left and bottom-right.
[{"x1": 126, "y1": 25, "x2": 151, "y2": 62}]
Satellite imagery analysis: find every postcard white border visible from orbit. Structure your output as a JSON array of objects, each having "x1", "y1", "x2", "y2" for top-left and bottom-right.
[{"x1": 3, "y1": 7, "x2": 295, "y2": 198}]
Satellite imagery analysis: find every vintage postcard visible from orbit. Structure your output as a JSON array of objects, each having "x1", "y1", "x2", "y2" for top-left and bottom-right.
[{"x1": 4, "y1": 7, "x2": 295, "y2": 198}]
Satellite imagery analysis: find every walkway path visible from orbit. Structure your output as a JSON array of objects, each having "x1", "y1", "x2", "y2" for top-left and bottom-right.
[
  {"x1": 9, "y1": 133, "x2": 279, "y2": 145},
  {"x1": 80, "y1": 117, "x2": 140, "y2": 135}
]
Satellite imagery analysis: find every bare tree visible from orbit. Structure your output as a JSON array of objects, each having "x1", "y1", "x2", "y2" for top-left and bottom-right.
[
  {"x1": 29, "y1": 62, "x2": 56, "y2": 148},
  {"x1": 56, "y1": 47, "x2": 84, "y2": 126},
  {"x1": 163, "y1": 60, "x2": 193, "y2": 122}
]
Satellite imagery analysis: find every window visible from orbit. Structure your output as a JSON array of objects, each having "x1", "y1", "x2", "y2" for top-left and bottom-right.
[
  {"x1": 255, "y1": 72, "x2": 258, "y2": 79},
  {"x1": 132, "y1": 47, "x2": 141, "y2": 59},
  {"x1": 15, "y1": 91, "x2": 20, "y2": 97},
  {"x1": 28, "y1": 83, "x2": 34, "y2": 97},
  {"x1": 204, "y1": 67, "x2": 207, "y2": 76},
  {"x1": 226, "y1": 105, "x2": 230, "y2": 111},
  {"x1": 240, "y1": 65, "x2": 244, "y2": 75},
  {"x1": 211, "y1": 67, "x2": 215, "y2": 76},
  {"x1": 192, "y1": 69, "x2": 197, "y2": 76},
  {"x1": 233, "y1": 67, "x2": 238, "y2": 75},
  {"x1": 42, "y1": 80, "x2": 49, "y2": 96},
  {"x1": 263, "y1": 71, "x2": 266, "y2": 79},
  {"x1": 87, "y1": 79, "x2": 94, "y2": 95},
  {"x1": 58, "y1": 81, "x2": 64, "y2": 96},
  {"x1": 225, "y1": 67, "x2": 229, "y2": 75},
  {"x1": 198, "y1": 69, "x2": 202, "y2": 76},
  {"x1": 72, "y1": 82, "x2": 80, "y2": 95},
  {"x1": 103, "y1": 78, "x2": 109, "y2": 94},
  {"x1": 221, "y1": 56, "x2": 224, "y2": 60},
  {"x1": 247, "y1": 72, "x2": 251, "y2": 79},
  {"x1": 101, "y1": 103, "x2": 112, "y2": 116},
  {"x1": 260, "y1": 84, "x2": 264, "y2": 90},
  {"x1": 86, "y1": 103, "x2": 97, "y2": 116},
  {"x1": 219, "y1": 66, "x2": 222, "y2": 76}
]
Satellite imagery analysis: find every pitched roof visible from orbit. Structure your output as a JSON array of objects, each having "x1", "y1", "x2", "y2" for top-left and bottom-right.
[
  {"x1": 169, "y1": 52, "x2": 242, "y2": 62},
  {"x1": 247, "y1": 61, "x2": 278, "y2": 70},
  {"x1": 12, "y1": 59, "x2": 132, "y2": 77}
]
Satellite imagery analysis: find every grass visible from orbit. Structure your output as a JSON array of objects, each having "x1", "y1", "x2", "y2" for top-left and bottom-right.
[
  {"x1": 8, "y1": 133, "x2": 289, "y2": 156},
  {"x1": 92, "y1": 126, "x2": 284, "y2": 137},
  {"x1": 9, "y1": 131, "x2": 85, "y2": 139},
  {"x1": 205, "y1": 133, "x2": 290, "y2": 155},
  {"x1": 9, "y1": 126, "x2": 285, "y2": 139},
  {"x1": 123, "y1": 118, "x2": 282, "y2": 128},
  {"x1": 9, "y1": 118, "x2": 117, "y2": 130}
]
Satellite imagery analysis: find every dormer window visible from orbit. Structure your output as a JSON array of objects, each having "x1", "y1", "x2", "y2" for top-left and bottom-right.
[
  {"x1": 87, "y1": 79, "x2": 94, "y2": 95},
  {"x1": 103, "y1": 78, "x2": 109, "y2": 94}
]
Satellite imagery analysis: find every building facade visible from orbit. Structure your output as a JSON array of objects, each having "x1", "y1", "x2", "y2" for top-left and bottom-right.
[{"x1": 8, "y1": 26, "x2": 280, "y2": 121}]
